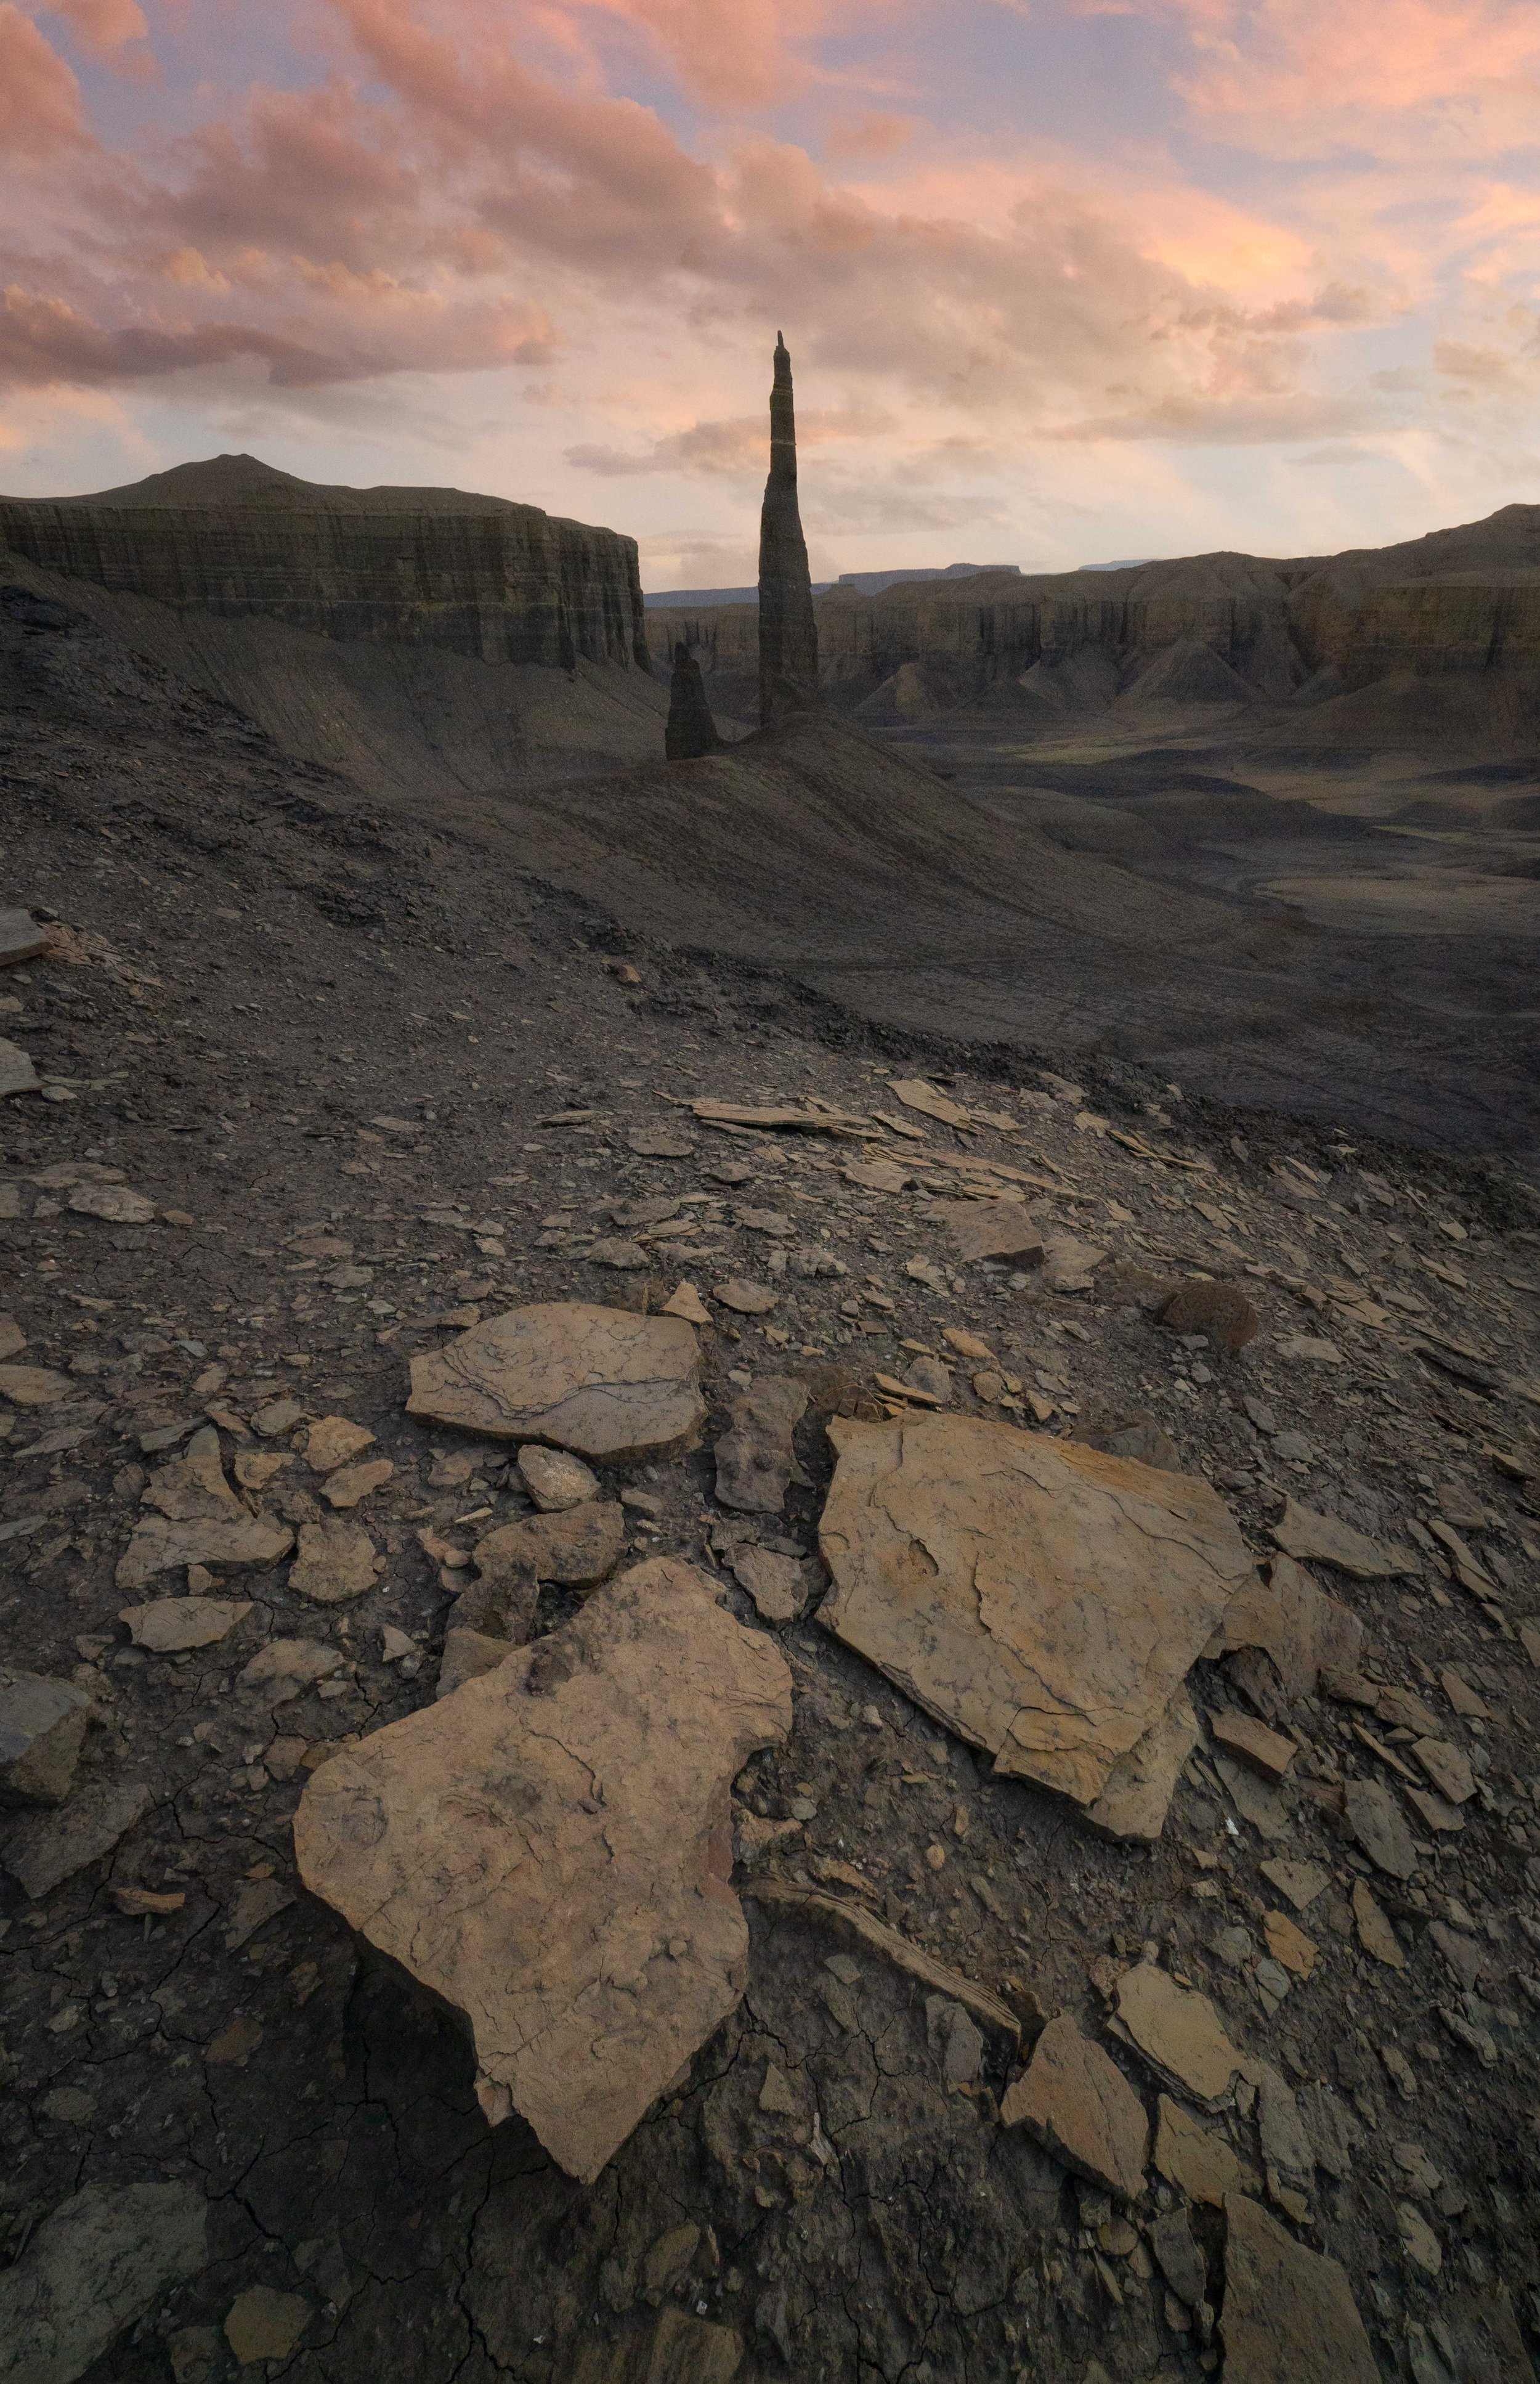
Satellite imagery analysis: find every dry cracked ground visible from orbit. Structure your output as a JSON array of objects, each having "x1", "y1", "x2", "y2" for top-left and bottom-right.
[{"x1": 3, "y1": 589, "x2": 1540, "y2": 2384}]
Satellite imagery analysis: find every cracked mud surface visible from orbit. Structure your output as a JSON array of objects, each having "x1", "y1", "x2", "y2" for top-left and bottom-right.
[{"x1": 3, "y1": 582, "x2": 1540, "y2": 2380}]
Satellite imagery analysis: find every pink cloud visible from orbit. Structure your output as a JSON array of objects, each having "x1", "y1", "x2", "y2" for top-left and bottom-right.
[
  {"x1": 1156, "y1": 0, "x2": 1540, "y2": 158},
  {"x1": 0, "y1": 0, "x2": 1532, "y2": 513},
  {"x1": 0, "y1": 6, "x2": 86, "y2": 162}
]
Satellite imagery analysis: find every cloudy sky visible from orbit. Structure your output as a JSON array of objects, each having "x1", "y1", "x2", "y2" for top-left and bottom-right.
[{"x1": 4, "y1": 0, "x2": 1539, "y2": 586}]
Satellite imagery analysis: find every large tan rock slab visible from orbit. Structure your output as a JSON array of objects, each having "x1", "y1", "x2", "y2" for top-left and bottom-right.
[
  {"x1": 1000, "y1": 2014, "x2": 1147, "y2": 2200},
  {"x1": 817, "y1": 1415, "x2": 1252, "y2": 1805},
  {"x1": 1204, "y1": 1555, "x2": 1363, "y2": 1699},
  {"x1": 407, "y1": 1302, "x2": 705, "y2": 1462},
  {"x1": 294, "y1": 1558, "x2": 792, "y2": 2184},
  {"x1": 1220, "y1": 2194, "x2": 1377, "y2": 2384},
  {"x1": 1343, "y1": 1776, "x2": 1419, "y2": 1879}
]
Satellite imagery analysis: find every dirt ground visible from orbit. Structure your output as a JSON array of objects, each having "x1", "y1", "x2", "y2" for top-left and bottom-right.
[{"x1": 3, "y1": 580, "x2": 1540, "y2": 2383}]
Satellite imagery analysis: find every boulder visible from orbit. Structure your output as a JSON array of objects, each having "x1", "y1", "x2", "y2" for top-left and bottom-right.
[
  {"x1": 304, "y1": 1416, "x2": 375, "y2": 1474},
  {"x1": 294, "y1": 1559, "x2": 792, "y2": 2183},
  {"x1": 0, "y1": 1674, "x2": 93, "y2": 1807},
  {"x1": 0, "y1": 906, "x2": 48, "y2": 967},
  {"x1": 140, "y1": 1428, "x2": 243, "y2": 1521},
  {"x1": 0, "y1": 1364, "x2": 71, "y2": 1406},
  {"x1": 0, "y1": 1039, "x2": 40, "y2": 1099},
  {"x1": 0, "y1": 2180, "x2": 207, "y2": 2384},
  {"x1": 1157, "y1": 1280, "x2": 1258, "y2": 1355},
  {"x1": 1000, "y1": 2014, "x2": 1148, "y2": 2200},
  {"x1": 731, "y1": 1545, "x2": 810, "y2": 1624},
  {"x1": 67, "y1": 1182, "x2": 156, "y2": 1224},
  {"x1": 407, "y1": 1303, "x2": 705, "y2": 1463},
  {"x1": 817, "y1": 1415, "x2": 1252, "y2": 1805}
]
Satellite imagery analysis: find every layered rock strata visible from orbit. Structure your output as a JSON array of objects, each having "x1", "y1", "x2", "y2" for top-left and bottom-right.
[
  {"x1": 671, "y1": 500, "x2": 1540, "y2": 723},
  {"x1": 0, "y1": 453, "x2": 649, "y2": 672}
]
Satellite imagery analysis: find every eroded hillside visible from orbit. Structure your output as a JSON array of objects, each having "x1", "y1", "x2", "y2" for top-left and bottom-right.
[{"x1": 1, "y1": 511, "x2": 1540, "y2": 2384}]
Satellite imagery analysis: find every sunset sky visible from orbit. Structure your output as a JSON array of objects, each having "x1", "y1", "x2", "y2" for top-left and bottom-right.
[{"x1": 4, "y1": 0, "x2": 1540, "y2": 585}]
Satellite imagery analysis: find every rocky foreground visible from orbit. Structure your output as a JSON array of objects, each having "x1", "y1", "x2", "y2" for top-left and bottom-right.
[{"x1": 2, "y1": 638, "x2": 1540, "y2": 2384}]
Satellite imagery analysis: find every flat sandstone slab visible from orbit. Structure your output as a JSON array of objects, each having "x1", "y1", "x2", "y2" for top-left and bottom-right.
[
  {"x1": 295, "y1": 1559, "x2": 791, "y2": 2184},
  {"x1": 407, "y1": 1301, "x2": 705, "y2": 1462},
  {"x1": 817, "y1": 1415, "x2": 1252, "y2": 1805}
]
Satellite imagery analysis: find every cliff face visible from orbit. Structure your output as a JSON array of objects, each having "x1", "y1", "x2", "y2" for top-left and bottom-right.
[
  {"x1": 0, "y1": 454, "x2": 650, "y2": 673},
  {"x1": 675, "y1": 503, "x2": 1540, "y2": 730}
]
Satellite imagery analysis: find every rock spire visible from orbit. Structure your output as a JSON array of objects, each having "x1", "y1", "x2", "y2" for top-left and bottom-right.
[
  {"x1": 758, "y1": 332, "x2": 822, "y2": 730},
  {"x1": 665, "y1": 640, "x2": 721, "y2": 760}
]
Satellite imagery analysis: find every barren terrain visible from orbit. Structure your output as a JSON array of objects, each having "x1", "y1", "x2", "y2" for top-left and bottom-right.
[{"x1": 2, "y1": 557, "x2": 1540, "y2": 2383}]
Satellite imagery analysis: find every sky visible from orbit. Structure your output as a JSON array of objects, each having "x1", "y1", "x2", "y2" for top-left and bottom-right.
[{"x1": 4, "y1": 0, "x2": 1540, "y2": 588}]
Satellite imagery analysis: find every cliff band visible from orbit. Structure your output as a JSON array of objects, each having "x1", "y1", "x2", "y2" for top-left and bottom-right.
[
  {"x1": 0, "y1": 454, "x2": 649, "y2": 673},
  {"x1": 670, "y1": 502, "x2": 1540, "y2": 742}
]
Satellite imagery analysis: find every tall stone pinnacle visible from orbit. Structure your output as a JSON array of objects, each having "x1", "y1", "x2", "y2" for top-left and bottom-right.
[
  {"x1": 758, "y1": 332, "x2": 822, "y2": 731},
  {"x1": 665, "y1": 639, "x2": 720, "y2": 760}
]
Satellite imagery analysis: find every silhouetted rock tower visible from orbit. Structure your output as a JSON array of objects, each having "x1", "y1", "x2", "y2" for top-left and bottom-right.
[
  {"x1": 758, "y1": 333, "x2": 822, "y2": 730},
  {"x1": 664, "y1": 640, "x2": 720, "y2": 760}
]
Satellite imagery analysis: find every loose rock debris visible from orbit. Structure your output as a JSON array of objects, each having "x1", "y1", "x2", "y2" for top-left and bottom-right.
[{"x1": 2, "y1": 690, "x2": 1540, "y2": 2384}]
